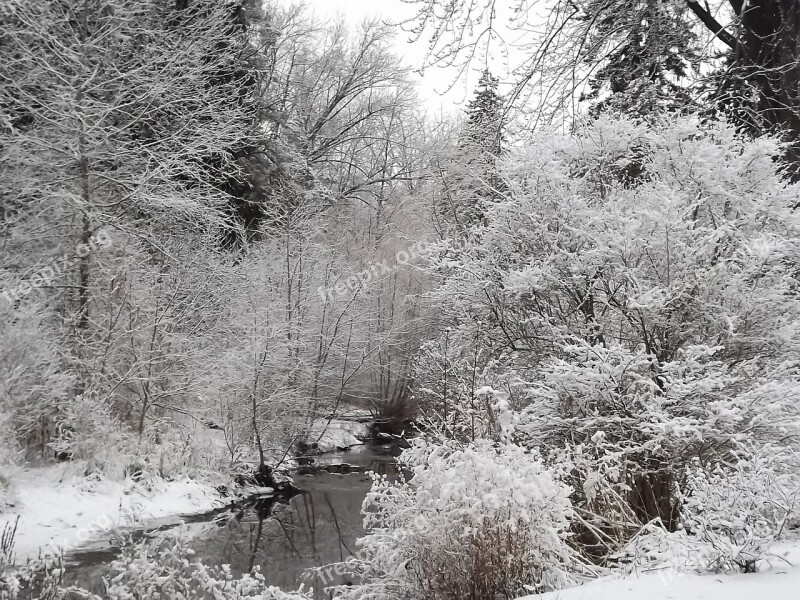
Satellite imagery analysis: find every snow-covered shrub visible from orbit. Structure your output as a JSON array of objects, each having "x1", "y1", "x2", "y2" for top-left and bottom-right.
[
  {"x1": 49, "y1": 395, "x2": 190, "y2": 486},
  {"x1": 0, "y1": 415, "x2": 19, "y2": 513},
  {"x1": 422, "y1": 115, "x2": 800, "y2": 556},
  {"x1": 554, "y1": 441, "x2": 650, "y2": 555},
  {"x1": 0, "y1": 414, "x2": 21, "y2": 472},
  {"x1": 3, "y1": 528, "x2": 308, "y2": 600},
  {"x1": 50, "y1": 394, "x2": 123, "y2": 462},
  {"x1": 524, "y1": 342, "x2": 789, "y2": 546},
  {"x1": 333, "y1": 440, "x2": 576, "y2": 600},
  {"x1": 104, "y1": 531, "x2": 310, "y2": 600},
  {"x1": 681, "y1": 448, "x2": 800, "y2": 572},
  {"x1": 619, "y1": 448, "x2": 800, "y2": 575},
  {"x1": 0, "y1": 519, "x2": 18, "y2": 600},
  {"x1": 0, "y1": 573, "x2": 19, "y2": 600},
  {"x1": 0, "y1": 301, "x2": 72, "y2": 461},
  {"x1": 48, "y1": 394, "x2": 144, "y2": 482},
  {"x1": 413, "y1": 331, "x2": 524, "y2": 444},
  {"x1": 0, "y1": 474, "x2": 14, "y2": 514}
]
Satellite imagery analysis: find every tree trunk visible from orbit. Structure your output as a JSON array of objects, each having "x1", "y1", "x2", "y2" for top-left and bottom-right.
[
  {"x1": 741, "y1": 1, "x2": 800, "y2": 170},
  {"x1": 75, "y1": 82, "x2": 92, "y2": 396},
  {"x1": 628, "y1": 469, "x2": 679, "y2": 531}
]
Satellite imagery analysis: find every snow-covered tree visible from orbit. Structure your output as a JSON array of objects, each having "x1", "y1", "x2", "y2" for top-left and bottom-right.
[
  {"x1": 581, "y1": 0, "x2": 699, "y2": 117},
  {"x1": 432, "y1": 71, "x2": 506, "y2": 234},
  {"x1": 422, "y1": 115, "x2": 800, "y2": 554},
  {"x1": 0, "y1": 0, "x2": 262, "y2": 458},
  {"x1": 463, "y1": 70, "x2": 505, "y2": 157},
  {"x1": 0, "y1": 0, "x2": 258, "y2": 381}
]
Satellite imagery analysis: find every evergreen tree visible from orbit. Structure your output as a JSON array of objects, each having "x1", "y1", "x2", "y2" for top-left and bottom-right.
[
  {"x1": 581, "y1": 0, "x2": 700, "y2": 117},
  {"x1": 434, "y1": 71, "x2": 506, "y2": 234},
  {"x1": 462, "y1": 70, "x2": 505, "y2": 158}
]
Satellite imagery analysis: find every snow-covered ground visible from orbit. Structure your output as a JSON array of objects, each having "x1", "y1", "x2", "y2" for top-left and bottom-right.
[
  {"x1": 304, "y1": 417, "x2": 369, "y2": 453},
  {"x1": 0, "y1": 464, "x2": 227, "y2": 566},
  {"x1": 522, "y1": 542, "x2": 800, "y2": 600}
]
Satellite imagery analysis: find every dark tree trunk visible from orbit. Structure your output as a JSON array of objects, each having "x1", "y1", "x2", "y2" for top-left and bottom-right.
[
  {"x1": 628, "y1": 469, "x2": 679, "y2": 531},
  {"x1": 689, "y1": 1, "x2": 800, "y2": 173},
  {"x1": 741, "y1": 1, "x2": 800, "y2": 166}
]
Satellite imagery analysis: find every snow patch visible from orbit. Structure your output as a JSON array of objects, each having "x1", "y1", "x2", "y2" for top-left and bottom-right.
[
  {"x1": 0, "y1": 464, "x2": 225, "y2": 565},
  {"x1": 303, "y1": 418, "x2": 369, "y2": 453},
  {"x1": 520, "y1": 540, "x2": 800, "y2": 600}
]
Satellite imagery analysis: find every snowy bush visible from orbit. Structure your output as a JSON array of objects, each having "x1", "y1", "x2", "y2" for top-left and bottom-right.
[
  {"x1": 50, "y1": 394, "x2": 127, "y2": 463},
  {"x1": 413, "y1": 333, "x2": 523, "y2": 444},
  {"x1": 0, "y1": 475, "x2": 14, "y2": 514},
  {"x1": 49, "y1": 395, "x2": 219, "y2": 487},
  {"x1": 0, "y1": 521, "x2": 76, "y2": 600},
  {"x1": 0, "y1": 302, "x2": 72, "y2": 462},
  {"x1": 0, "y1": 415, "x2": 19, "y2": 513},
  {"x1": 0, "y1": 519, "x2": 18, "y2": 600},
  {"x1": 1, "y1": 529, "x2": 311, "y2": 600},
  {"x1": 621, "y1": 448, "x2": 800, "y2": 575},
  {"x1": 422, "y1": 116, "x2": 800, "y2": 555},
  {"x1": 681, "y1": 448, "x2": 800, "y2": 572},
  {"x1": 48, "y1": 394, "x2": 159, "y2": 484},
  {"x1": 332, "y1": 440, "x2": 576, "y2": 600},
  {"x1": 104, "y1": 531, "x2": 310, "y2": 600}
]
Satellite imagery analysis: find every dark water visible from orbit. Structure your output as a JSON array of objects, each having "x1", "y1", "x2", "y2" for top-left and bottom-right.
[{"x1": 63, "y1": 444, "x2": 398, "y2": 599}]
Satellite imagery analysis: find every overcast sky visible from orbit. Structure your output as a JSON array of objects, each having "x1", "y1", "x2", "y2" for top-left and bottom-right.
[{"x1": 276, "y1": 0, "x2": 485, "y2": 114}]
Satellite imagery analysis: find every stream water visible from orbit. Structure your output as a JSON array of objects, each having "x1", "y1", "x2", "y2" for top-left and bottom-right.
[{"x1": 62, "y1": 444, "x2": 400, "y2": 599}]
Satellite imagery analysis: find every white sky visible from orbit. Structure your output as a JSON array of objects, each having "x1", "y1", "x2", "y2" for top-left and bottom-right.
[{"x1": 276, "y1": 0, "x2": 489, "y2": 115}]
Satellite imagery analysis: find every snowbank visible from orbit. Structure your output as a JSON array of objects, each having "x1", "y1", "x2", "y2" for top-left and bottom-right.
[
  {"x1": 303, "y1": 418, "x2": 369, "y2": 453},
  {"x1": 0, "y1": 464, "x2": 225, "y2": 565},
  {"x1": 521, "y1": 542, "x2": 800, "y2": 600}
]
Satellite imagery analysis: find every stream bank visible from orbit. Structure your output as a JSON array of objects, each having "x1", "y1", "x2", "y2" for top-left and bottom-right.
[{"x1": 58, "y1": 443, "x2": 400, "y2": 599}]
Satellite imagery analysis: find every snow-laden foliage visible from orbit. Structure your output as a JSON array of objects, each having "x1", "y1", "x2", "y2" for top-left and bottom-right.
[
  {"x1": 0, "y1": 530, "x2": 311, "y2": 600},
  {"x1": 419, "y1": 116, "x2": 800, "y2": 558},
  {"x1": 681, "y1": 447, "x2": 800, "y2": 572},
  {"x1": 0, "y1": 301, "x2": 72, "y2": 464},
  {"x1": 0, "y1": 471, "x2": 13, "y2": 514},
  {"x1": 0, "y1": 520, "x2": 18, "y2": 599},
  {"x1": 413, "y1": 333, "x2": 520, "y2": 443},
  {"x1": 50, "y1": 395, "x2": 126, "y2": 463},
  {"x1": 103, "y1": 532, "x2": 311, "y2": 600},
  {"x1": 333, "y1": 440, "x2": 576, "y2": 599},
  {"x1": 620, "y1": 444, "x2": 800, "y2": 575}
]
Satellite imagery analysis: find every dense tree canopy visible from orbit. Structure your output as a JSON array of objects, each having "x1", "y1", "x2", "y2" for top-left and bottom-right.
[
  {"x1": 2, "y1": 2, "x2": 800, "y2": 598},
  {"x1": 403, "y1": 1, "x2": 800, "y2": 148}
]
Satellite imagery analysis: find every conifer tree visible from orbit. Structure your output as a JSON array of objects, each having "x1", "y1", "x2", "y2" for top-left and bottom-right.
[
  {"x1": 463, "y1": 70, "x2": 505, "y2": 158},
  {"x1": 434, "y1": 71, "x2": 506, "y2": 233},
  {"x1": 582, "y1": 0, "x2": 699, "y2": 117}
]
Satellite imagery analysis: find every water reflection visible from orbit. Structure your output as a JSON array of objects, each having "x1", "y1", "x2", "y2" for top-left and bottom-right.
[
  {"x1": 207, "y1": 445, "x2": 398, "y2": 598},
  {"x1": 64, "y1": 444, "x2": 399, "y2": 599}
]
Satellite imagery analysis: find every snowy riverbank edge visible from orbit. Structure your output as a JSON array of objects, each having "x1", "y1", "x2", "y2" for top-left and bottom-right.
[
  {"x1": 0, "y1": 463, "x2": 261, "y2": 567},
  {"x1": 521, "y1": 540, "x2": 800, "y2": 600},
  {"x1": 0, "y1": 416, "x2": 374, "y2": 569},
  {"x1": 5, "y1": 460, "x2": 799, "y2": 600}
]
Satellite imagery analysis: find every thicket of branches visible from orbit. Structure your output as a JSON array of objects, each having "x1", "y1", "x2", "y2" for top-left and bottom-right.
[
  {"x1": 2, "y1": 1, "x2": 800, "y2": 598},
  {"x1": 337, "y1": 3, "x2": 800, "y2": 598},
  {"x1": 0, "y1": 0, "x2": 434, "y2": 479}
]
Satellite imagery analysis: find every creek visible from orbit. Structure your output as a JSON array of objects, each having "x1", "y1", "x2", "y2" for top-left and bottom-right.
[{"x1": 62, "y1": 444, "x2": 400, "y2": 599}]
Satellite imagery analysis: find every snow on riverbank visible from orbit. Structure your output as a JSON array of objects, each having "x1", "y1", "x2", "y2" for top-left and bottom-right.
[
  {"x1": 304, "y1": 418, "x2": 369, "y2": 453},
  {"x1": 521, "y1": 541, "x2": 800, "y2": 600},
  {"x1": 0, "y1": 464, "x2": 226, "y2": 565}
]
